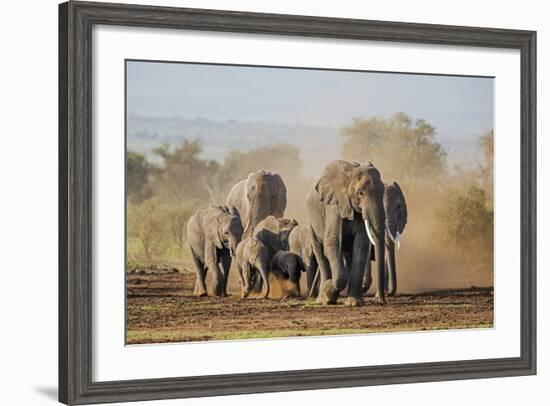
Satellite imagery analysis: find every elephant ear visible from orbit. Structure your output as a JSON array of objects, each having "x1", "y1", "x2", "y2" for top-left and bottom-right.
[
  {"x1": 315, "y1": 160, "x2": 354, "y2": 220},
  {"x1": 271, "y1": 173, "x2": 287, "y2": 217},
  {"x1": 392, "y1": 181, "x2": 408, "y2": 231},
  {"x1": 205, "y1": 207, "x2": 224, "y2": 249}
]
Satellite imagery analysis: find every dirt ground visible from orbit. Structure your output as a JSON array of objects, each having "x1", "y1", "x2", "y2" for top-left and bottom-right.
[{"x1": 126, "y1": 267, "x2": 494, "y2": 344}]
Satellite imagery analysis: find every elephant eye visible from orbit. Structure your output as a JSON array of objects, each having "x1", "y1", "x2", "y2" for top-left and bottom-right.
[{"x1": 358, "y1": 190, "x2": 365, "y2": 197}]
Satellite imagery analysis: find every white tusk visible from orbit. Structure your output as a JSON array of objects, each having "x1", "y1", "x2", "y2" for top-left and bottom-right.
[
  {"x1": 385, "y1": 224, "x2": 397, "y2": 243},
  {"x1": 364, "y1": 219, "x2": 376, "y2": 247},
  {"x1": 396, "y1": 231, "x2": 401, "y2": 250}
]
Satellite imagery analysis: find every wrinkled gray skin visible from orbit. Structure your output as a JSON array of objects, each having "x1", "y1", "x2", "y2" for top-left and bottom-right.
[
  {"x1": 270, "y1": 251, "x2": 306, "y2": 297},
  {"x1": 288, "y1": 223, "x2": 328, "y2": 297},
  {"x1": 226, "y1": 170, "x2": 287, "y2": 238},
  {"x1": 235, "y1": 237, "x2": 270, "y2": 298},
  {"x1": 187, "y1": 205, "x2": 243, "y2": 297},
  {"x1": 306, "y1": 160, "x2": 387, "y2": 306},
  {"x1": 248, "y1": 216, "x2": 298, "y2": 293},
  {"x1": 363, "y1": 182, "x2": 407, "y2": 297}
]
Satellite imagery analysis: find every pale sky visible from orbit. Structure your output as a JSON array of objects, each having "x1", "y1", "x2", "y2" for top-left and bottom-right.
[{"x1": 127, "y1": 60, "x2": 494, "y2": 143}]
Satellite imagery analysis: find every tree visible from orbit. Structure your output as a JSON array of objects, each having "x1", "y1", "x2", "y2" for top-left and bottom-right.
[
  {"x1": 151, "y1": 140, "x2": 219, "y2": 203},
  {"x1": 341, "y1": 113, "x2": 447, "y2": 190},
  {"x1": 435, "y1": 185, "x2": 493, "y2": 259},
  {"x1": 127, "y1": 198, "x2": 169, "y2": 262},
  {"x1": 126, "y1": 151, "x2": 153, "y2": 204}
]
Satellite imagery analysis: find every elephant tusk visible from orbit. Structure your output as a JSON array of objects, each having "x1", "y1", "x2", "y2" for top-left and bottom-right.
[
  {"x1": 364, "y1": 219, "x2": 376, "y2": 247},
  {"x1": 229, "y1": 247, "x2": 234, "y2": 257},
  {"x1": 385, "y1": 224, "x2": 397, "y2": 244},
  {"x1": 396, "y1": 231, "x2": 401, "y2": 250}
]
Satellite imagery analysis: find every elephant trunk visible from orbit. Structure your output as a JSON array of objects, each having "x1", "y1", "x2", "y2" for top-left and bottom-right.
[
  {"x1": 244, "y1": 200, "x2": 270, "y2": 238},
  {"x1": 363, "y1": 202, "x2": 386, "y2": 304},
  {"x1": 228, "y1": 237, "x2": 239, "y2": 257}
]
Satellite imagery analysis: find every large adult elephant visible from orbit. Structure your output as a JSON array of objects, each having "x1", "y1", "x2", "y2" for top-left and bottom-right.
[
  {"x1": 226, "y1": 170, "x2": 287, "y2": 238},
  {"x1": 363, "y1": 181, "x2": 407, "y2": 297},
  {"x1": 306, "y1": 160, "x2": 387, "y2": 306},
  {"x1": 187, "y1": 205, "x2": 243, "y2": 297}
]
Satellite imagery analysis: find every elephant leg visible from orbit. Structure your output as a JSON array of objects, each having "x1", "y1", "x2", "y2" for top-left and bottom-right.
[
  {"x1": 235, "y1": 262, "x2": 246, "y2": 297},
  {"x1": 308, "y1": 267, "x2": 321, "y2": 298},
  {"x1": 346, "y1": 235, "x2": 367, "y2": 306},
  {"x1": 305, "y1": 256, "x2": 318, "y2": 298},
  {"x1": 363, "y1": 256, "x2": 373, "y2": 295},
  {"x1": 240, "y1": 262, "x2": 252, "y2": 298},
  {"x1": 319, "y1": 211, "x2": 347, "y2": 305},
  {"x1": 219, "y1": 253, "x2": 232, "y2": 297},
  {"x1": 386, "y1": 241, "x2": 397, "y2": 296},
  {"x1": 342, "y1": 250, "x2": 353, "y2": 297},
  {"x1": 252, "y1": 261, "x2": 270, "y2": 299},
  {"x1": 305, "y1": 257, "x2": 315, "y2": 291},
  {"x1": 384, "y1": 256, "x2": 390, "y2": 295},
  {"x1": 253, "y1": 270, "x2": 263, "y2": 293},
  {"x1": 310, "y1": 230, "x2": 331, "y2": 284},
  {"x1": 190, "y1": 249, "x2": 207, "y2": 297}
]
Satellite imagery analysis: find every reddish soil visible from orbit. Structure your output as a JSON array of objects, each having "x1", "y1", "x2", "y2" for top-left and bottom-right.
[{"x1": 126, "y1": 268, "x2": 493, "y2": 344}]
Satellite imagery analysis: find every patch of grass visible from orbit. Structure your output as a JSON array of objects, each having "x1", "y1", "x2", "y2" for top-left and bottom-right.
[{"x1": 126, "y1": 323, "x2": 494, "y2": 344}]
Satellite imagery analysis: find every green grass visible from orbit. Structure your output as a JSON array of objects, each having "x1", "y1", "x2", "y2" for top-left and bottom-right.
[{"x1": 126, "y1": 323, "x2": 494, "y2": 344}]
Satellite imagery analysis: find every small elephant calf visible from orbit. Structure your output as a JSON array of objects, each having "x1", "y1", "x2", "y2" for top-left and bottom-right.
[
  {"x1": 187, "y1": 205, "x2": 243, "y2": 297},
  {"x1": 270, "y1": 251, "x2": 306, "y2": 298},
  {"x1": 235, "y1": 237, "x2": 270, "y2": 299}
]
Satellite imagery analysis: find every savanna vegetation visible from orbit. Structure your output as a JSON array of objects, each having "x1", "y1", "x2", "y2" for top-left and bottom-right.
[{"x1": 127, "y1": 112, "x2": 493, "y2": 291}]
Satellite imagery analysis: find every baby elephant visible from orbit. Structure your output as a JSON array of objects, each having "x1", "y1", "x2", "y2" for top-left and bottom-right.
[
  {"x1": 270, "y1": 251, "x2": 306, "y2": 298},
  {"x1": 187, "y1": 205, "x2": 243, "y2": 297},
  {"x1": 235, "y1": 237, "x2": 270, "y2": 299}
]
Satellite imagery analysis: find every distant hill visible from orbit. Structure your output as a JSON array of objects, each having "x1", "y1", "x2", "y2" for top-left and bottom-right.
[
  {"x1": 127, "y1": 114, "x2": 480, "y2": 177},
  {"x1": 127, "y1": 114, "x2": 342, "y2": 177}
]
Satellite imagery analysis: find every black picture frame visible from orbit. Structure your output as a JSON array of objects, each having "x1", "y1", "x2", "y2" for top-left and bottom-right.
[{"x1": 59, "y1": 1, "x2": 537, "y2": 404}]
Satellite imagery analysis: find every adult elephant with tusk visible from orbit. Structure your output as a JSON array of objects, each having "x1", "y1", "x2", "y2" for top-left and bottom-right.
[
  {"x1": 226, "y1": 170, "x2": 287, "y2": 238},
  {"x1": 363, "y1": 181, "x2": 408, "y2": 297},
  {"x1": 306, "y1": 160, "x2": 387, "y2": 306}
]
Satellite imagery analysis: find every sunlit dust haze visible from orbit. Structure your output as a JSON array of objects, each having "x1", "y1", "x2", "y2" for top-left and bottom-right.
[{"x1": 126, "y1": 60, "x2": 494, "y2": 293}]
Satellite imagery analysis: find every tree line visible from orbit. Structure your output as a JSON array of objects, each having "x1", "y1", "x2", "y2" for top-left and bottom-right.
[{"x1": 127, "y1": 112, "x2": 494, "y2": 282}]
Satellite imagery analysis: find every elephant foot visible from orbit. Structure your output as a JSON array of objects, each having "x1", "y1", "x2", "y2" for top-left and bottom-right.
[
  {"x1": 195, "y1": 290, "x2": 208, "y2": 298},
  {"x1": 316, "y1": 280, "x2": 339, "y2": 305},
  {"x1": 345, "y1": 296, "x2": 364, "y2": 307},
  {"x1": 374, "y1": 294, "x2": 386, "y2": 305},
  {"x1": 240, "y1": 290, "x2": 250, "y2": 299},
  {"x1": 212, "y1": 284, "x2": 224, "y2": 298}
]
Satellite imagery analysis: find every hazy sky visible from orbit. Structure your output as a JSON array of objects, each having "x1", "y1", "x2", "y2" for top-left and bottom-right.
[{"x1": 127, "y1": 60, "x2": 494, "y2": 142}]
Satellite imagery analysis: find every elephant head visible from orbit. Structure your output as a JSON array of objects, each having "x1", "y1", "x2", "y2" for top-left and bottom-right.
[
  {"x1": 316, "y1": 160, "x2": 387, "y2": 303},
  {"x1": 383, "y1": 182, "x2": 407, "y2": 296},
  {"x1": 243, "y1": 171, "x2": 287, "y2": 237},
  {"x1": 208, "y1": 206, "x2": 243, "y2": 257},
  {"x1": 317, "y1": 160, "x2": 386, "y2": 244}
]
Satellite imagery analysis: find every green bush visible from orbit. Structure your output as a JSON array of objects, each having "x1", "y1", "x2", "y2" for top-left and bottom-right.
[
  {"x1": 435, "y1": 186, "x2": 493, "y2": 268},
  {"x1": 127, "y1": 198, "x2": 197, "y2": 263}
]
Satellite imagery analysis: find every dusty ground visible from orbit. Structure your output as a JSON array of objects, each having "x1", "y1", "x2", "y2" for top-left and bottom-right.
[{"x1": 126, "y1": 267, "x2": 494, "y2": 344}]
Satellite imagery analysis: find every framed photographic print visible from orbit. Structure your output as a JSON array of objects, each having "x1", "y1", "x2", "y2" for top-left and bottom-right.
[{"x1": 59, "y1": 1, "x2": 536, "y2": 404}]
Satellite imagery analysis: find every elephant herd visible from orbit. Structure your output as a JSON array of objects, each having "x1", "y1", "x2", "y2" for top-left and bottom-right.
[{"x1": 186, "y1": 159, "x2": 407, "y2": 306}]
